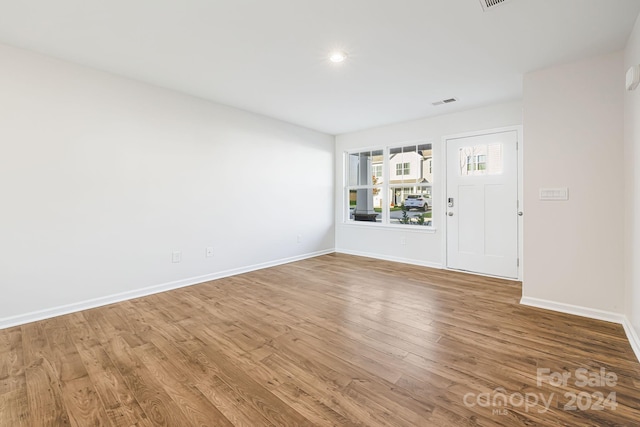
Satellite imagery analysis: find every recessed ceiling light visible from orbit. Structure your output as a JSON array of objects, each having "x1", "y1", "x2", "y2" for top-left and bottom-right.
[{"x1": 329, "y1": 51, "x2": 348, "y2": 63}]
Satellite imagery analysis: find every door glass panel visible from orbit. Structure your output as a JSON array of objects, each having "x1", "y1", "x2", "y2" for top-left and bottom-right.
[{"x1": 458, "y1": 144, "x2": 503, "y2": 176}]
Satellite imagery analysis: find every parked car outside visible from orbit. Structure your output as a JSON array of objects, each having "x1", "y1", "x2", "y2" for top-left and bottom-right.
[{"x1": 404, "y1": 195, "x2": 431, "y2": 211}]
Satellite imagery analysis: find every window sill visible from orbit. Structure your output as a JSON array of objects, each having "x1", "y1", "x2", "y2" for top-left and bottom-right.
[{"x1": 339, "y1": 221, "x2": 437, "y2": 234}]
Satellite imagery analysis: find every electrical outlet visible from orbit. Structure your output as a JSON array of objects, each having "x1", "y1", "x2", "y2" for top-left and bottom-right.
[
  {"x1": 172, "y1": 251, "x2": 182, "y2": 263},
  {"x1": 206, "y1": 247, "x2": 214, "y2": 257},
  {"x1": 400, "y1": 237, "x2": 406, "y2": 245},
  {"x1": 297, "y1": 234, "x2": 302, "y2": 244}
]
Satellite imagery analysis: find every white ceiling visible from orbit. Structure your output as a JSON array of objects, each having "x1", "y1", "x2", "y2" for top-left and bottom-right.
[{"x1": 0, "y1": 0, "x2": 639, "y2": 135}]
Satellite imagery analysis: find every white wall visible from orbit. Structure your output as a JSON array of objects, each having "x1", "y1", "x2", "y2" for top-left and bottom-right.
[
  {"x1": 624, "y1": 15, "x2": 640, "y2": 338},
  {"x1": 522, "y1": 51, "x2": 625, "y2": 314},
  {"x1": 335, "y1": 101, "x2": 522, "y2": 267},
  {"x1": 0, "y1": 43, "x2": 335, "y2": 327}
]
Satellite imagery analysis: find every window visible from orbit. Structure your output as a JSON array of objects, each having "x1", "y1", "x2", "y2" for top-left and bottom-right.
[
  {"x1": 459, "y1": 144, "x2": 502, "y2": 176},
  {"x1": 346, "y1": 143, "x2": 433, "y2": 227},
  {"x1": 347, "y1": 150, "x2": 384, "y2": 223},
  {"x1": 395, "y1": 163, "x2": 410, "y2": 176},
  {"x1": 466, "y1": 154, "x2": 487, "y2": 172},
  {"x1": 478, "y1": 155, "x2": 487, "y2": 171}
]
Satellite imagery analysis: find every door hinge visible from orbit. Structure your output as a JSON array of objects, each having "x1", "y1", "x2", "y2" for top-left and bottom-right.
[{"x1": 517, "y1": 258, "x2": 520, "y2": 267}]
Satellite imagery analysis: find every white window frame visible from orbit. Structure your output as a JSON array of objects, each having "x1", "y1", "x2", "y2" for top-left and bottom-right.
[{"x1": 344, "y1": 142, "x2": 434, "y2": 229}]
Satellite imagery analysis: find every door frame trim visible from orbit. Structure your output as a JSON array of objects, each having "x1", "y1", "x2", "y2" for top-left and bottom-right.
[{"x1": 441, "y1": 125, "x2": 524, "y2": 281}]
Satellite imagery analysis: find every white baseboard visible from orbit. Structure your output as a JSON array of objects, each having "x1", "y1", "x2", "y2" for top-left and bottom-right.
[
  {"x1": 0, "y1": 249, "x2": 334, "y2": 330},
  {"x1": 519, "y1": 296, "x2": 626, "y2": 324},
  {"x1": 520, "y1": 296, "x2": 640, "y2": 363},
  {"x1": 335, "y1": 248, "x2": 443, "y2": 270},
  {"x1": 621, "y1": 317, "x2": 640, "y2": 364}
]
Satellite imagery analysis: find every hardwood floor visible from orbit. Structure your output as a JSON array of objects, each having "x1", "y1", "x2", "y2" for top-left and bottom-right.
[{"x1": 1, "y1": 253, "x2": 639, "y2": 426}]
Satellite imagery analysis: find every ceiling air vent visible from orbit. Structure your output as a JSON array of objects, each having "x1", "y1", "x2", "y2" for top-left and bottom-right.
[
  {"x1": 432, "y1": 97, "x2": 458, "y2": 106},
  {"x1": 479, "y1": 0, "x2": 512, "y2": 12}
]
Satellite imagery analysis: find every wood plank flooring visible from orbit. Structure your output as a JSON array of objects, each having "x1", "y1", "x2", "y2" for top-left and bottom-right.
[{"x1": 1, "y1": 253, "x2": 639, "y2": 426}]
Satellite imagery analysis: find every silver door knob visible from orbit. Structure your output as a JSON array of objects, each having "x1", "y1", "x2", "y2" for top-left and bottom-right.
[
  {"x1": 448, "y1": 212, "x2": 454, "y2": 216},
  {"x1": 518, "y1": 211, "x2": 523, "y2": 216}
]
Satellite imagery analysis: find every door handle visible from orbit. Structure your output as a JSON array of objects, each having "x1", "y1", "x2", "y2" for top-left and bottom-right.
[
  {"x1": 518, "y1": 211, "x2": 523, "y2": 216},
  {"x1": 448, "y1": 212, "x2": 454, "y2": 216}
]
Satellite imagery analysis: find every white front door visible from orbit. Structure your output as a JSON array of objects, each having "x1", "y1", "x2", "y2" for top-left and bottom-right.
[{"x1": 445, "y1": 130, "x2": 519, "y2": 279}]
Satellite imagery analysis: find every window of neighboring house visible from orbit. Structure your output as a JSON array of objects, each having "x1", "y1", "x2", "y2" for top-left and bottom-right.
[
  {"x1": 395, "y1": 162, "x2": 410, "y2": 176},
  {"x1": 477, "y1": 155, "x2": 487, "y2": 171},
  {"x1": 346, "y1": 142, "x2": 433, "y2": 227},
  {"x1": 466, "y1": 154, "x2": 487, "y2": 172}
]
